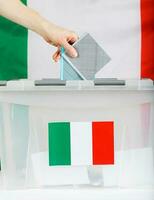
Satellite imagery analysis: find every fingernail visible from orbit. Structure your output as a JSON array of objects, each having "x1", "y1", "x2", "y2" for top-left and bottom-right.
[{"x1": 72, "y1": 51, "x2": 78, "y2": 58}]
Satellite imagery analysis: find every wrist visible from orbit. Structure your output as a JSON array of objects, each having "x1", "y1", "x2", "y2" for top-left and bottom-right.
[{"x1": 37, "y1": 18, "x2": 56, "y2": 42}]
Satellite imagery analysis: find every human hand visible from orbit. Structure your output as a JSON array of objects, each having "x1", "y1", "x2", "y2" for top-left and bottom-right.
[
  {"x1": 42, "y1": 22, "x2": 78, "y2": 62},
  {"x1": 0, "y1": 0, "x2": 78, "y2": 62}
]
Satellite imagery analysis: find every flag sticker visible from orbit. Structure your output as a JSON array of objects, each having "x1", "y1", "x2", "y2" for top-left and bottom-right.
[
  {"x1": 48, "y1": 122, "x2": 114, "y2": 166},
  {"x1": 92, "y1": 122, "x2": 114, "y2": 165},
  {"x1": 48, "y1": 122, "x2": 71, "y2": 166}
]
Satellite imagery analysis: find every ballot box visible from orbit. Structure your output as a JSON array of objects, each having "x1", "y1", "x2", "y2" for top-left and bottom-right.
[{"x1": 0, "y1": 79, "x2": 154, "y2": 189}]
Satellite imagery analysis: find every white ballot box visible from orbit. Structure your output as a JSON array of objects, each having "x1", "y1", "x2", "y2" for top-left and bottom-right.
[{"x1": 0, "y1": 79, "x2": 154, "y2": 190}]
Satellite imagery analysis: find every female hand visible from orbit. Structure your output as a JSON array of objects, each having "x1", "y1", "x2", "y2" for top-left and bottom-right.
[
  {"x1": 41, "y1": 22, "x2": 78, "y2": 62},
  {"x1": 0, "y1": 0, "x2": 78, "y2": 62}
]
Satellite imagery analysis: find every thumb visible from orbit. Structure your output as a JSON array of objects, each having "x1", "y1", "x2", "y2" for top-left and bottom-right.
[{"x1": 62, "y1": 40, "x2": 78, "y2": 58}]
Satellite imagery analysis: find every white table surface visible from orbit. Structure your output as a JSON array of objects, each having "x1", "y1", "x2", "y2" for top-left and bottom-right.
[{"x1": 0, "y1": 188, "x2": 154, "y2": 200}]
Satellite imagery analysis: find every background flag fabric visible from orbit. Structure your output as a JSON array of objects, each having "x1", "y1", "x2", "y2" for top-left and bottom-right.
[
  {"x1": 48, "y1": 122, "x2": 114, "y2": 166},
  {"x1": 0, "y1": 0, "x2": 153, "y2": 81},
  {"x1": 0, "y1": 0, "x2": 27, "y2": 80}
]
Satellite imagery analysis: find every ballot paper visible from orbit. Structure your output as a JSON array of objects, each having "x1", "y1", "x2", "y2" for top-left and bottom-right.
[
  {"x1": 102, "y1": 147, "x2": 154, "y2": 187},
  {"x1": 31, "y1": 152, "x2": 90, "y2": 186},
  {"x1": 61, "y1": 33, "x2": 111, "y2": 80}
]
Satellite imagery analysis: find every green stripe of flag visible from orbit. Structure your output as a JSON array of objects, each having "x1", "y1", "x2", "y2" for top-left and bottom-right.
[
  {"x1": 0, "y1": 0, "x2": 28, "y2": 81},
  {"x1": 48, "y1": 122, "x2": 71, "y2": 166}
]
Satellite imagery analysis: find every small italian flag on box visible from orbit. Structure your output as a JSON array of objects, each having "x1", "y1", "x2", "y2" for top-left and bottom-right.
[{"x1": 48, "y1": 121, "x2": 114, "y2": 166}]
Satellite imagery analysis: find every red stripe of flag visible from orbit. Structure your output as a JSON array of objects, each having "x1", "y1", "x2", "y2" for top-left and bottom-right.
[
  {"x1": 141, "y1": 0, "x2": 154, "y2": 80},
  {"x1": 92, "y1": 122, "x2": 114, "y2": 165}
]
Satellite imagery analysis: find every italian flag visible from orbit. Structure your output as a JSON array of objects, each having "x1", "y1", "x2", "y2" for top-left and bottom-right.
[
  {"x1": 48, "y1": 122, "x2": 114, "y2": 166},
  {"x1": 0, "y1": 0, "x2": 153, "y2": 81}
]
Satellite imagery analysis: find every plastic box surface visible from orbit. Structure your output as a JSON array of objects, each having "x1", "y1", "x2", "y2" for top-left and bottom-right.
[{"x1": 0, "y1": 79, "x2": 154, "y2": 189}]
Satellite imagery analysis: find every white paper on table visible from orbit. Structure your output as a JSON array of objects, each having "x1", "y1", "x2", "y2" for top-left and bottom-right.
[
  {"x1": 102, "y1": 147, "x2": 154, "y2": 187},
  {"x1": 31, "y1": 152, "x2": 90, "y2": 186}
]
